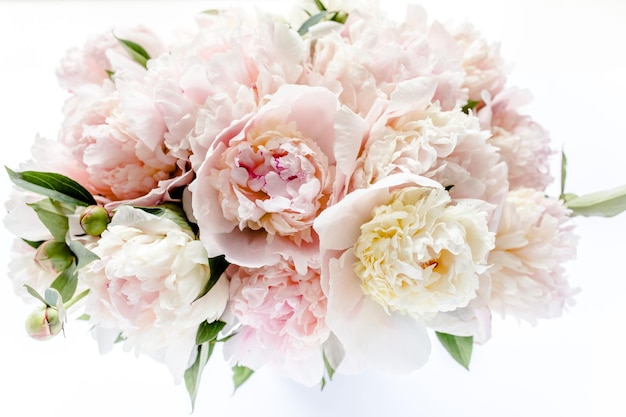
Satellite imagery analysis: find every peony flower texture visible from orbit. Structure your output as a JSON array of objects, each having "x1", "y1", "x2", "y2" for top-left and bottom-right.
[
  {"x1": 79, "y1": 206, "x2": 229, "y2": 381},
  {"x1": 314, "y1": 174, "x2": 494, "y2": 373}
]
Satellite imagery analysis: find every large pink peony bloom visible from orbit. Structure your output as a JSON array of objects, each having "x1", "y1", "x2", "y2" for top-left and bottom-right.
[
  {"x1": 190, "y1": 84, "x2": 362, "y2": 271},
  {"x1": 488, "y1": 188, "x2": 578, "y2": 323},
  {"x1": 224, "y1": 261, "x2": 329, "y2": 385}
]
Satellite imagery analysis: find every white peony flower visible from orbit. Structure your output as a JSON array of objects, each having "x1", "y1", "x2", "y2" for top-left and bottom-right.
[
  {"x1": 80, "y1": 206, "x2": 229, "y2": 381},
  {"x1": 314, "y1": 174, "x2": 494, "y2": 373},
  {"x1": 488, "y1": 188, "x2": 578, "y2": 323}
]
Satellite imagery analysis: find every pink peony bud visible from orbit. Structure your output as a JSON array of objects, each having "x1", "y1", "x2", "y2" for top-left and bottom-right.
[
  {"x1": 25, "y1": 306, "x2": 63, "y2": 341},
  {"x1": 79, "y1": 206, "x2": 110, "y2": 236}
]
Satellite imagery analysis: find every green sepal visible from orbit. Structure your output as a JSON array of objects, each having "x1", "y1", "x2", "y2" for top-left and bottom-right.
[
  {"x1": 565, "y1": 184, "x2": 626, "y2": 217},
  {"x1": 195, "y1": 320, "x2": 226, "y2": 345},
  {"x1": 22, "y1": 238, "x2": 45, "y2": 249},
  {"x1": 298, "y1": 11, "x2": 330, "y2": 35},
  {"x1": 50, "y1": 264, "x2": 78, "y2": 302},
  {"x1": 185, "y1": 342, "x2": 214, "y2": 411},
  {"x1": 6, "y1": 167, "x2": 96, "y2": 206},
  {"x1": 115, "y1": 36, "x2": 151, "y2": 68},
  {"x1": 194, "y1": 255, "x2": 229, "y2": 302},
  {"x1": 28, "y1": 199, "x2": 70, "y2": 242},
  {"x1": 232, "y1": 365, "x2": 254, "y2": 392},
  {"x1": 320, "y1": 351, "x2": 336, "y2": 390},
  {"x1": 461, "y1": 100, "x2": 480, "y2": 114},
  {"x1": 42, "y1": 241, "x2": 75, "y2": 272},
  {"x1": 68, "y1": 240, "x2": 100, "y2": 269},
  {"x1": 436, "y1": 332, "x2": 473, "y2": 370}
]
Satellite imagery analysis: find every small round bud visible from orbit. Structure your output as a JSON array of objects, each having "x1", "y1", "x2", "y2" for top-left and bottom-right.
[
  {"x1": 25, "y1": 306, "x2": 63, "y2": 341},
  {"x1": 34, "y1": 240, "x2": 74, "y2": 273},
  {"x1": 80, "y1": 205, "x2": 110, "y2": 236}
]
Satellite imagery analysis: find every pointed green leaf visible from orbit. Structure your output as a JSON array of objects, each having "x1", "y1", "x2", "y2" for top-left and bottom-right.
[
  {"x1": 328, "y1": 10, "x2": 348, "y2": 24},
  {"x1": 323, "y1": 351, "x2": 336, "y2": 381},
  {"x1": 185, "y1": 343, "x2": 214, "y2": 411},
  {"x1": 50, "y1": 265, "x2": 78, "y2": 302},
  {"x1": 195, "y1": 320, "x2": 226, "y2": 345},
  {"x1": 560, "y1": 150, "x2": 568, "y2": 198},
  {"x1": 566, "y1": 184, "x2": 626, "y2": 217},
  {"x1": 22, "y1": 238, "x2": 45, "y2": 249},
  {"x1": 298, "y1": 11, "x2": 329, "y2": 35},
  {"x1": 6, "y1": 167, "x2": 96, "y2": 206},
  {"x1": 115, "y1": 36, "x2": 151, "y2": 68},
  {"x1": 44, "y1": 287, "x2": 66, "y2": 322},
  {"x1": 24, "y1": 284, "x2": 49, "y2": 306},
  {"x1": 28, "y1": 200, "x2": 70, "y2": 242},
  {"x1": 436, "y1": 332, "x2": 473, "y2": 370},
  {"x1": 313, "y1": 0, "x2": 327, "y2": 11},
  {"x1": 194, "y1": 255, "x2": 230, "y2": 302},
  {"x1": 68, "y1": 240, "x2": 100, "y2": 269},
  {"x1": 232, "y1": 365, "x2": 254, "y2": 391}
]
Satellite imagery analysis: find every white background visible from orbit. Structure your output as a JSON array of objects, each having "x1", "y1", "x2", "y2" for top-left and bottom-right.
[{"x1": 1, "y1": 1, "x2": 625, "y2": 416}]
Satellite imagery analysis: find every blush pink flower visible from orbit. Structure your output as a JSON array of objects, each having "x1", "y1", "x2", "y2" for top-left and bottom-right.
[
  {"x1": 80, "y1": 206, "x2": 229, "y2": 381},
  {"x1": 478, "y1": 89, "x2": 553, "y2": 191},
  {"x1": 487, "y1": 188, "x2": 578, "y2": 323},
  {"x1": 190, "y1": 84, "x2": 362, "y2": 271},
  {"x1": 224, "y1": 261, "x2": 329, "y2": 386},
  {"x1": 56, "y1": 26, "x2": 166, "y2": 91}
]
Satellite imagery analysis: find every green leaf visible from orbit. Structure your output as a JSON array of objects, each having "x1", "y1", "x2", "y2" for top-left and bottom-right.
[
  {"x1": 24, "y1": 284, "x2": 49, "y2": 306},
  {"x1": 328, "y1": 10, "x2": 348, "y2": 24},
  {"x1": 323, "y1": 351, "x2": 336, "y2": 381},
  {"x1": 436, "y1": 332, "x2": 473, "y2": 370},
  {"x1": 461, "y1": 100, "x2": 480, "y2": 114},
  {"x1": 6, "y1": 167, "x2": 96, "y2": 206},
  {"x1": 28, "y1": 200, "x2": 70, "y2": 242},
  {"x1": 22, "y1": 238, "x2": 45, "y2": 249},
  {"x1": 50, "y1": 265, "x2": 78, "y2": 302},
  {"x1": 135, "y1": 203, "x2": 193, "y2": 233},
  {"x1": 565, "y1": 184, "x2": 626, "y2": 217},
  {"x1": 68, "y1": 240, "x2": 100, "y2": 269},
  {"x1": 185, "y1": 343, "x2": 214, "y2": 411},
  {"x1": 115, "y1": 36, "x2": 151, "y2": 68},
  {"x1": 232, "y1": 365, "x2": 254, "y2": 392},
  {"x1": 44, "y1": 287, "x2": 66, "y2": 321},
  {"x1": 560, "y1": 150, "x2": 568, "y2": 199},
  {"x1": 194, "y1": 255, "x2": 230, "y2": 302},
  {"x1": 195, "y1": 320, "x2": 226, "y2": 345},
  {"x1": 298, "y1": 11, "x2": 329, "y2": 36},
  {"x1": 313, "y1": 0, "x2": 327, "y2": 11}
]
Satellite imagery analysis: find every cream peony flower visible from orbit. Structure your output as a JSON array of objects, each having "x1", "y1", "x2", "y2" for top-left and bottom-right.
[
  {"x1": 224, "y1": 261, "x2": 329, "y2": 386},
  {"x1": 314, "y1": 174, "x2": 494, "y2": 373},
  {"x1": 80, "y1": 206, "x2": 229, "y2": 381},
  {"x1": 488, "y1": 188, "x2": 578, "y2": 323}
]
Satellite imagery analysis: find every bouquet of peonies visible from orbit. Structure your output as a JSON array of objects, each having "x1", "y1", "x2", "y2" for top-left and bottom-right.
[{"x1": 5, "y1": 0, "x2": 626, "y2": 408}]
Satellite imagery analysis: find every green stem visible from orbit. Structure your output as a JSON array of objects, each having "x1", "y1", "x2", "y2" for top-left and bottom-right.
[{"x1": 63, "y1": 289, "x2": 89, "y2": 309}]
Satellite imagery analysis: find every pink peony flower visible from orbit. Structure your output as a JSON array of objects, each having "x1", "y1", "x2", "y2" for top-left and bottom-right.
[
  {"x1": 56, "y1": 26, "x2": 166, "y2": 92},
  {"x1": 478, "y1": 89, "x2": 553, "y2": 191},
  {"x1": 488, "y1": 188, "x2": 578, "y2": 323},
  {"x1": 190, "y1": 84, "x2": 362, "y2": 272},
  {"x1": 79, "y1": 206, "x2": 229, "y2": 381},
  {"x1": 224, "y1": 261, "x2": 329, "y2": 385}
]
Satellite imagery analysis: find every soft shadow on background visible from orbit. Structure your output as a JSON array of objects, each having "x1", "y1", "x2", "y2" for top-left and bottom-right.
[{"x1": 1, "y1": 1, "x2": 625, "y2": 416}]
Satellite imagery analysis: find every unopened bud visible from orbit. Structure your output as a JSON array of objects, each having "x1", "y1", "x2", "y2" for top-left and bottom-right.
[
  {"x1": 25, "y1": 306, "x2": 63, "y2": 341},
  {"x1": 34, "y1": 240, "x2": 74, "y2": 273},
  {"x1": 80, "y1": 205, "x2": 110, "y2": 236}
]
